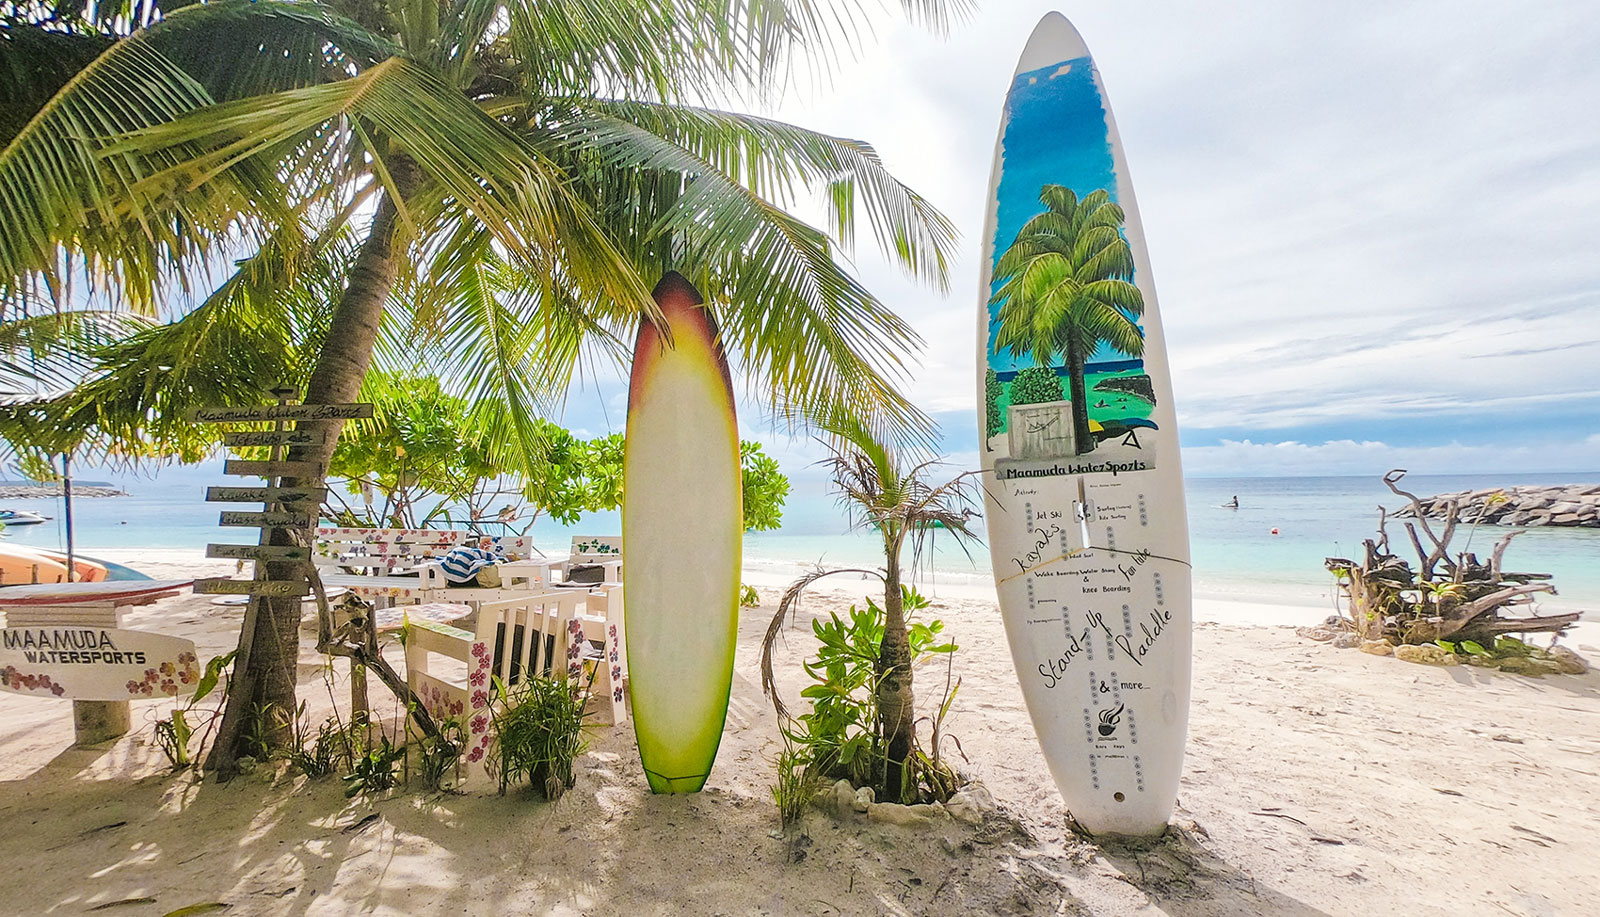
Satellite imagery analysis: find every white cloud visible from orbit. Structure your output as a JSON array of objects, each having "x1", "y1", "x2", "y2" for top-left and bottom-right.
[{"x1": 1184, "y1": 434, "x2": 1600, "y2": 477}]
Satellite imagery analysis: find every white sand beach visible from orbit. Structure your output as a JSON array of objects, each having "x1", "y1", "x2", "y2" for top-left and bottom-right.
[{"x1": 1, "y1": 550, "x2": 1596, "y2": 916}]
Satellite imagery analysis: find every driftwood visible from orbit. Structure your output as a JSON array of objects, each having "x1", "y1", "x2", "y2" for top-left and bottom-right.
[{"x1": 1324, "y1": 469, "x2": 1575, "y2": 647}]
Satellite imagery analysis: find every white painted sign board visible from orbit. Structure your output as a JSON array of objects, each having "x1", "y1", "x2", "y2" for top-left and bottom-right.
[{"x1": 0, "y1": 627, "x2": 200, "y2": 701}]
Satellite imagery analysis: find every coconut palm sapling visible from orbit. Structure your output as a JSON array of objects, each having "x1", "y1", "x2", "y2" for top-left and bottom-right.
[{"x1": 761, "y1": 418, "x2": 978, "y2": 802}]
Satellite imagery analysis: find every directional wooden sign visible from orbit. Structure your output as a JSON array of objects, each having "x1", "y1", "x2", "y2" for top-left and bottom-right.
[
  {"x1": 206, "y1": 486, "x2": 326, "y2": 504},
  {"x1": 218, "y1": 510, "x2": 318, "y2": 529},
  {"x1": 205, "y1": 544, "x2": 311, "y2": 562},
  {"x1": 221, "y1": 429, "x2": 326, "y2": 447},
  {"x1": 194, "y1": 578, "x2": 311, "y2": 597},
  {"x1": 223, "y1": 459, "x2": 325, "y2": 479},
  {"x1": 190, "y1": 403, "x2": 373, "y2": 423}
]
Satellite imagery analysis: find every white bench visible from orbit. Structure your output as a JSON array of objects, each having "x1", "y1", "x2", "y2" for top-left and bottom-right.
[{"x1": 405, "y1": 590, "x2": 626, "y2": 788}]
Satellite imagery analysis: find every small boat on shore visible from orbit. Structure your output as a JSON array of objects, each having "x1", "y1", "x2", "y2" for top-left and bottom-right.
[
  {"x1": 0, "y1": 545, "x2": 109, "y2": 584},
  {"x1": 0, "y1": 509, "x2": 47, "y2": 526}
]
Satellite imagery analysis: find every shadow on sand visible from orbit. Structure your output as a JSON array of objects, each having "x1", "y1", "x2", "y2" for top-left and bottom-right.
[{"x1": 1087, "y1": 822, "x2": 1331, "y2": 916}]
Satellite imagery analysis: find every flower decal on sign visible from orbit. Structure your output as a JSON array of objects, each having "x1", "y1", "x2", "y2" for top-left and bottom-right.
[{"x1": 2, "y1": 666, "x2": 66, "y2": 696}]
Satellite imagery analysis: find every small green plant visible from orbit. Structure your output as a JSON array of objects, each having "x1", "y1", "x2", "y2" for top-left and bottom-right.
[
  {"x1": 343, "y1": 731, "x2": 404, "y2": 798},
  {"x1": 283, "y1": 704, "x2": 356, "y2": 778},
  {"x1": 740, "y1": 584, "x2": 761, "y2": 608},
  {"x1": 771, "y1": 732, "x2": 824, "y2": 830},
  {"x1": 153, "y1": 651, "x2": 235, "y2": 769},
  {"x1": 413, "y1": 713, "x2": 466, "y2": 792},
  {"x1": 782, "y1": 586, "x2": 960, "y2": 803},
  {"x1": 487, "y1": 671, "x2": 593, "y2": 799},
  {"x1": 243, "y1": 701, "x2": 282, "y2": 762}
]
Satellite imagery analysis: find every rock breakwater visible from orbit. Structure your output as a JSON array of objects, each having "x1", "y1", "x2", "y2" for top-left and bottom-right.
[
  {"x1": 0, "y1": 483, "x2": 125, "y2": 499},
  {"x1": 1396, "y1": 484, "x2": 1600, "y2": 528}
]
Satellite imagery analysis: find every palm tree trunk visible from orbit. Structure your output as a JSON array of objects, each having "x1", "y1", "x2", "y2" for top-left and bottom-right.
[
  {"x1": 1067, "y1": 345, "x2": 1094, "y2": 455},
  {"x1": 877, "y1": 551, "x2": 915, "y2": 802},
  {"x1": 206, "y1": 157, "x2": 420, "y2": 778}
]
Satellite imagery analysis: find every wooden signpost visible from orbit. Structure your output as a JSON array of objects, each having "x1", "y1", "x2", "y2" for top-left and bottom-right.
[
  {"x1": 194, "y1": 388, "x2": 357, "y2": 775},
  {"x1": 191, "y1": 578, "x2": 310, "y2": 597},
  {"x1": 222, "y1": 459, "x2": 326, "y2": 480},
  {"x1": 218, "y1": 510, "x2": 318, "y2": 529},
  {"x1": 204, "y1": 486, "x2": 326, "y2": 504},
  {"x1": 191, "y1": 389, "x2": 449, "y2": 779},
  {"x1": 204, "y1": 544, "x2": 311, "y2": 562},
  {"x1": 191, "y1": 403, "x2": 373, "y2": 423},
  {"x1": 220, "y1": 429, "x2": 326, "y2": 448}
]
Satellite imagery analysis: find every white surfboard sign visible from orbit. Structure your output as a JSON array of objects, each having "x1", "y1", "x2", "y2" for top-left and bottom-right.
[
  {"x1": 0, "y1": 627, "x2": 200, "y2": 701},
  {"x1": 978, "y1": 12, "x2": 1192, "y2": 836}
]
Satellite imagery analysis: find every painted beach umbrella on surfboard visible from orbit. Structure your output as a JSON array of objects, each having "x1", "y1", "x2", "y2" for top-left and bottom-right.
[
  {"x1": 978, "y1": 13, "x2": 1193, "y2": 836},
  {"x1": 623, "y1": 273, "x2": 742, "y2": 793}
]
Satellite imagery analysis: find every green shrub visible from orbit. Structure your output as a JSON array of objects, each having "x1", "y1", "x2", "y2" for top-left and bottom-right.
[
  {"x1": 413, "y1": 714, "x2": 465, "y2": 792},
  {"x1": 152, "y1": 651, "x2": 235, "y2": 769},
  {"x1": 285, "y1": 703, "x2": 356, "y2": 778},
  {"x1": 771, "y1": 735, "x2": 825, "y2": 830},
  {"x1": 1009, "y1": 366, "x2": 1064, "y2": 406}
]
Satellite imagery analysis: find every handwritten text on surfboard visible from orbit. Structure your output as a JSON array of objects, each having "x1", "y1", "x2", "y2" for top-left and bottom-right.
[{"x1": 1037, "y1": 606, "x2": 1173, "y2": 689}]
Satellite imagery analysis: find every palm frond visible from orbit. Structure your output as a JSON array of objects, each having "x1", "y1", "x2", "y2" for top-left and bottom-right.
[
  {"x1": 3, "y1": 227, "x2": 350, "y2": 464},
  {"x1": 0, "y1": 23, "x2": 114, "y2": 147},
  {"x1": 545, "y1": 108, "x2": 934, "y2": 447},
  {"x1": 572, "y1": 101, "x2": 956, "y2": 287},
  {"x1": 110, "y1": 55, "x2": 657, "y2": 327},
  {"x1": 0, "y1": 1, "x2": 395, "y2": 316}
]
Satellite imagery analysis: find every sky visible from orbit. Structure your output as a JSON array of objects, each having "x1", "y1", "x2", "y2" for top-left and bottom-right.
[
  {"x1": 699, "y1": 0, "x2": 1600, "y2": 479},
  {"x1": 38, "y1": 1, "x2": 1600, "y2": 489}
]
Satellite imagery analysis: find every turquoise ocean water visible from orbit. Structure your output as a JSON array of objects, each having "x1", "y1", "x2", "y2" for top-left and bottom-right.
[{"x1": 3, "y1": 472, "x2": 1596, "y2": 611}]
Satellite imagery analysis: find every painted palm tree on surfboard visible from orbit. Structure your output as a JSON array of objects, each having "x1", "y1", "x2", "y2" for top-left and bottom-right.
[{"x1": 989, "y1": 185, "x2": 1145, "y2": 456}]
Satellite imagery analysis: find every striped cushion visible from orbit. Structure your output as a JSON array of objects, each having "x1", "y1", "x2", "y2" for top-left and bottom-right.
[{"x1": 437, "y1": 545, "x2": 500, "y2": 584}]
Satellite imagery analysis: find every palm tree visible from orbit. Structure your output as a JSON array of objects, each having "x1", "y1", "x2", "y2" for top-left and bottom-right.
[
  {"x1": 989, "y1": 185, "x2": 1144, "y2": 454},
  {"x1": 0, "y1": 0, "x2": 970, "y2": 770},
  {"x1": 761, "y1": 416, "x2": 977, "y2": 801}
]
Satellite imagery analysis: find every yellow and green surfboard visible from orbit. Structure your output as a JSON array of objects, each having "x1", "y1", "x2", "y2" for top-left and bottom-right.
[{"x1": 623, "y1": 272, "x2": 742, "y2": 793}]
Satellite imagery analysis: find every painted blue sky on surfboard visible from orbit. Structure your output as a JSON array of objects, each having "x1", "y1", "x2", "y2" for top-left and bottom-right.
[{"x1": 984, "y1": 54, "x2": 1156, "y2": 460}]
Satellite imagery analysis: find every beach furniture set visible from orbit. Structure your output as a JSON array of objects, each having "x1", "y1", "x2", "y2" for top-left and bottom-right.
[{"x1": 314, "y1": 529, "x2": 628, "y2": 782}]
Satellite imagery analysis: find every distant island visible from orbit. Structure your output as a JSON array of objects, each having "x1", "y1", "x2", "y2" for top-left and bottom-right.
[
  {"x1": 1092, "y1": 373, "x2": 1155, "y2": 403},
  {"x1": 0, "y1": 480, "x2": 127, "y2": 498}
]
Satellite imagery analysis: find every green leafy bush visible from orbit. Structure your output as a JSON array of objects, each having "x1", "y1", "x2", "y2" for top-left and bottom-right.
[
  {"x1": 152, "y1": 651, "x2": 235, "y2": 769},
  {"x1": 1009, "y1": 366, "x2": 1064, "y2": 406},
  {"x1": 741, "y1": 441, "x2": 790, "y2": 531},
  {"x1": 413, "y1": 714, "x2": 466, "y2": 792},
  {"x1": 285, "y1": 703, "x2": 357, "y2": 778}
]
